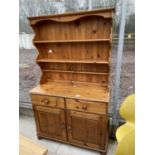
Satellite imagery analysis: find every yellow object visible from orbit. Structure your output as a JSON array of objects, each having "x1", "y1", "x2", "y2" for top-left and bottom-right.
[
  {"x1": 115, "y1": 94, "x2": 135, "y2": 155},
  {"x1": 19, "y1": 134, "x2": 48, "y2": 155}
]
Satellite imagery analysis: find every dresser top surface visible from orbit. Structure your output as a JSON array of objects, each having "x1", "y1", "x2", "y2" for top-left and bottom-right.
[{"x1": 30, "y1": 81, "x2": 110, "y2": 103}]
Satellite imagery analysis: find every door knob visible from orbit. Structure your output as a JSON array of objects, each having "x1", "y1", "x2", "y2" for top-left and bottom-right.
[
  {"x1": 68, "y1": 125, "x2": 71, "y2": 130},
  {"x1": 42, "y1": 99, "x2": 49, "y2": 105},
  {"x1": 82, "y1": 104, "x2": 87, "y2": 110}
]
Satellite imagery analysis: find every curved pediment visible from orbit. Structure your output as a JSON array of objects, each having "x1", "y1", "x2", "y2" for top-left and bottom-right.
[
  {"x1": 28, "y1": 8, "x2": 114, "y2": 25},
  {"x1": 31, "y1": 14, "x2": 110, "y2": 25}
]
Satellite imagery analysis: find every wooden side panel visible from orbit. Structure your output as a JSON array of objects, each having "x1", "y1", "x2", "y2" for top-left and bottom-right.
[
  {"x1": 33, "y1": 106, "x2": 67, "y2": 141},
  {"x1": 67, "y1": 110, "x2": 107, "y2": 150},
  {"x1": 34, "y1": 17, "x2": 112, "y2": 40}
]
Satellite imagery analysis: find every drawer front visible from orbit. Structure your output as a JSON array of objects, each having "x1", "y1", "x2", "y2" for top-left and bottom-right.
[
  {"x1": 66, "y1": 99, "x2": 107, "y2": 114},
  {"x1": 31, "y1": 94, "x2": 65, "y2": 108}
]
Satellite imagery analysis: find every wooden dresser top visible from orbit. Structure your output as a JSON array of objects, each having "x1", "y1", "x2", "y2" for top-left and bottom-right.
[{"x1": 30, "y1": 81, "x2": 110, "y2": 103}]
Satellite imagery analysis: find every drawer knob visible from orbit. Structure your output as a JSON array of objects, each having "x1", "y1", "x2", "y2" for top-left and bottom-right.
[
  {"x1": 76, "y1": 106, "x2": 79, "y2": 109},
  {"x1": 42, "y1": 99, "x2": 49, "y2": 105},
  {"x1": 68, "y1": 126, "x2": 71, "y2": 130},
  {"x1": 82, "y1": 104, "x2": 87, "y2": 110}
]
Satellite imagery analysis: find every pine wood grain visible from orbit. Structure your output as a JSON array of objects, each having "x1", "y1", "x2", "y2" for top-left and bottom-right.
[
  {"x1": 28, "y1": 8, "x2": 114, "y2": 155},
  {"x1": 30, "y1": 81, "x2": 110, "y2": 102},
  {"x1": 37, "y1": 59, "x2": 109, "y2": 64},
  {"x1": 19, "y1": 134, "x2": 48, "y2": 155}
]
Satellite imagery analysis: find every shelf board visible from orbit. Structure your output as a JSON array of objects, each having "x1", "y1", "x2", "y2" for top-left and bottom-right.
[
  {"x1": 42, "y1": 69, "x2": 108, "y2": 75},
  {"x1": 33, "y1": 39, "x2": 110, "y2": 44},
  {"x1": 37, "y1": 59, "x2": 109, "y2": 64}
]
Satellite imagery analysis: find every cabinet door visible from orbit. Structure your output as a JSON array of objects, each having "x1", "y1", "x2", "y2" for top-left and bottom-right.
[
  {"x1": 34, "y1": 106, "x2": 67, "y2": 141},
  {"x1": 67, "y1": 110, "x2": 107, "y2": 150}
]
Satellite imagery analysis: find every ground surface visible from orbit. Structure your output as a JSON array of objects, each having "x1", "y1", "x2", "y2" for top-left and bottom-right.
[
  {"x1": 19, "y1": 115, "x2": 117, "y2": 155},
  {"x1": 19, "y1": 45, "x2": 135, "y2": 112}
]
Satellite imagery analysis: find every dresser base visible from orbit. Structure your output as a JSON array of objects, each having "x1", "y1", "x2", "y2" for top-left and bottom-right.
[{"x1": 37, "y1": 133, "x2": 108, "y2": 155}]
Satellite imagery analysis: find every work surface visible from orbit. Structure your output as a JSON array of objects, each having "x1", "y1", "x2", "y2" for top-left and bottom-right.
[{"x1": 30, "y1": 81, "x2": 110, "y2": 102}]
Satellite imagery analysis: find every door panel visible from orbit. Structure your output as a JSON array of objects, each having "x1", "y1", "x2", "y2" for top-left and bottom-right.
[
  {"x1": 67, "y1": 110, "x2": 107, "y2": 150},
  {"x1": 34, "y1": 106, "x2": 66, "y2": 141},
  {"x1": 71, "y1": 117, "x2": 86, "y2": 142},
  {"x1": 86, "y1": 119, "x2": 100, "y2": 145},
  {"x1": 38, "y1": 111, "x2": 62, "y2": 135}
]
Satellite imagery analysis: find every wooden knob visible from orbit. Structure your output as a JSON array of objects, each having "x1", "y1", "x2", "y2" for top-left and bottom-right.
[
  {"x1": 42, "y1": 99, "x2": 49, "y2": 105},
  {"x1": 82, "y1": 104, "x2": 87, "y2": 110},
  {"x1": 68, "y1": 126, "x2": 71, "y2": 130},
  {"x1": 76, "y1": 106, "x2": 79, "y2": 109}
]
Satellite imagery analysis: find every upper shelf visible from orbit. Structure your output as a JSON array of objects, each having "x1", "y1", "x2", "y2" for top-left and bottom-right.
[
  {"x1": 37, "y1": 59, "x2": 109, "y2": 64},
  {"x1": 33, "y1": 39, "x2": 111, "y2": 44}
]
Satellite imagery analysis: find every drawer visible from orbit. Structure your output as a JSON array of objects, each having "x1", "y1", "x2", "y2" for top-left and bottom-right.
[
  {"x1": 66, "y1": 99, "x2": 107, "y2": 114},
  {"x1": 31, "y1": 94, "x2": 65, "y2": 108}
]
